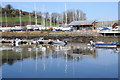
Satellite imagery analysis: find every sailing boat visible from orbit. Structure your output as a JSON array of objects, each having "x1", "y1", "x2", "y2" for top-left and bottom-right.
[{"x1": 12, "y1": 38, "x2": 22, "y2": 46}]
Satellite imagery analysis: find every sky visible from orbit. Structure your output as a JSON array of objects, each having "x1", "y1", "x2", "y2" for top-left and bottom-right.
[{"x1": 2, "y1": 2, "x2": 118, "y2": 21}]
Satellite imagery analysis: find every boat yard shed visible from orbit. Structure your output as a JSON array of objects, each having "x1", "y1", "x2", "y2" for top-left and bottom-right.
[{"x1": 69, "y1": 20, "x2": 96, "y2": 30}]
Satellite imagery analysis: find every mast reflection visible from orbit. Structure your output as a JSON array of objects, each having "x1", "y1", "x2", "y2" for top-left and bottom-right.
[{"x1": 1, "y1": 43, "x2": 118, "y2": 72}]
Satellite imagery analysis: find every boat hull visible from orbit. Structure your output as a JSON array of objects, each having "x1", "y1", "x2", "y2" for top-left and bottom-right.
[
  {"x1": 92, "y1": 43, "x2": 117, "y2": 48},
  {"x1": 94, "y1": 45, "x2": 117, "y2": 48}
]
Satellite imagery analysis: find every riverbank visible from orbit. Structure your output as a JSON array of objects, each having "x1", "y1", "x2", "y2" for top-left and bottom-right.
[{"x1": 1, "y1": 31, "x2": 120, "y2": 43}]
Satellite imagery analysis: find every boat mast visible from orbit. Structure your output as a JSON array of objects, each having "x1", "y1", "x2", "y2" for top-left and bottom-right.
[
  {"x1": 73, "y1": 10, "x2": 74, "y2": 21},
  {"x1": 65, "y1": 3, "x2": 67, "y2": 25},
  {"x1": 34, "y1": 3, "x2": 37, "y2": 26},
  {"x1": 62, "y1": 13, "x2": 64, "y2": 25},
  {"x1": 79, "y1": 11, "x2": 81, "y2": 21},
  {"x1": 19, "y1": 9, "x2": 21, "y2": 27},
  {"x1": 29, "y1": 12, "x2": 31, "y2": 25},
  {"x1": 5, "y1": 12, "x2": 7, "y2": 27},
  {"x1": 57, "y1": 12, "x2": 58, "y2": 26},
  {"x1": 75, "y1": 9, "x2": 77, "y2": 21},
  {"x1": 57, "y1": 8, "x2": 59, "y2": 26},
  {"x1": 50, "y1": 12, "x2": 52, "y2": 26},
  {"x1": 42, "y1": 5, "x2": 45, "y2": 26}
]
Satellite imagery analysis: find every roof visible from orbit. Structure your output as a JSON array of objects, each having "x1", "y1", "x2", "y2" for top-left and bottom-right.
[{"x1": 69, "y1": 20, "x2": 96, "y2": 26}]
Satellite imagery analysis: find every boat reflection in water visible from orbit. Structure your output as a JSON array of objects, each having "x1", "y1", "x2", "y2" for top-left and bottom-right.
[
  {"x1": 1, "y1": 43, "x2": 118, "y2": 78},
  {"x1": 2, "y1": 43, "x2": 95, "y2": 65}
]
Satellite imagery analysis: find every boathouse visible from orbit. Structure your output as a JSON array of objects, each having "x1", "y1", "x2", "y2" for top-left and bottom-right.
[{"x1": 69, "y1": 20, "x2": 96, "y2": 30}]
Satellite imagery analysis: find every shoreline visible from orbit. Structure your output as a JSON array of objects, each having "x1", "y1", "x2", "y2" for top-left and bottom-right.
[{"x1": 1, "y1": 31, "x2": 120, "y2": 43}]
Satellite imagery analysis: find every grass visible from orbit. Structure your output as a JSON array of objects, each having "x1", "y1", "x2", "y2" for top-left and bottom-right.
[
  {"x1": 1, "y1": 16, "x2": 36, "y2": 22},
  {"x1": 0, "y1": 16, "x2": 55, "y2": 26}
]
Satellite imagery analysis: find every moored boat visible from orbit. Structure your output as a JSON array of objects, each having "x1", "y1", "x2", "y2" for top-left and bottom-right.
[
  {"x1": 52, "y1": 39, "x2": 67, "y2": 45},
  {"x1": 90, "y1": 41, "x2": 118, "y2": 48}
]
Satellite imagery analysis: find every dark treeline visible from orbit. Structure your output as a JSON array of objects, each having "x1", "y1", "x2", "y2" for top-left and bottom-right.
[
  {"x1": 1, "y1": 4, "x2": 34, "y2": 17},
  {"x1": 1, "y1": 4, "x2": 86, "y2": 26}
]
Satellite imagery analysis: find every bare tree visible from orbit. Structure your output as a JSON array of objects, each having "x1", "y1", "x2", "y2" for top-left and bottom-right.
[
  {"x1": 5, "y1": 4, "x2": 13, "y2": 10},
  {"x1": 61, "y1": 9, "x2": 86, "y2": 24}
]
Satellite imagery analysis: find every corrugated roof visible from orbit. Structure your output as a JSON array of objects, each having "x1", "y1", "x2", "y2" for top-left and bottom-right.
[{"x1": 69, "y1": 20, "x2": 95, "y2": 26}]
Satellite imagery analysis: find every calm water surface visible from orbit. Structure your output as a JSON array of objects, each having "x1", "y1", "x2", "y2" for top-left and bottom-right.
[{"x1": 1, "y1": 43, "x2": 118, "y2": 78}]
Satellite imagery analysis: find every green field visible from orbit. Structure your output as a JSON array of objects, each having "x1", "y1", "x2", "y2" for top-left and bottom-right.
[
  {"x1": 1, "y1": 16, "x2": 37, "y2": 22},
  {"x1": 0, "y1": 16, "x2": 54, "y2": 26}
]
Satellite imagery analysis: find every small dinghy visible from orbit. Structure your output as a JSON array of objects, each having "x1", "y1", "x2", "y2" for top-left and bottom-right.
[
  {"x1": 90, "y1": 41, "x2": 118, "y2": 48},
  {"x1": 12, "y1": 39, "x2": 22, "y2": 46},
  {"x1": 52, "y1": 39, "x2": 67, "y2": 45}
]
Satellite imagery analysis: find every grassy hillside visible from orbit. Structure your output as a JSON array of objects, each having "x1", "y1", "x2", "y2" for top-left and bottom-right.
[
  {"x1": 1, "y1": 16, "x2": 39, "y2": 22},
  {"x1": 1, "y1": 16, "x2": 118, "y2": 27},
  {"x1": 0, "y1": 16, "x2": 54, "y2": 26}
]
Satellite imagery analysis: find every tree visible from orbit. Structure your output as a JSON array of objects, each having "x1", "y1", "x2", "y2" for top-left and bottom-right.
[
  {"x1": 51, "y1": 13, "x2": 57, "y2": 26},
  {"x1": 61, "y1": 9, "x2": 86, "y2": 24},
  {"x1": 11, "y1": 10, "x2": 16, "y2": 17},
  {"x1": 5, "y1": 4, "x2": 13, "y2": 10}
]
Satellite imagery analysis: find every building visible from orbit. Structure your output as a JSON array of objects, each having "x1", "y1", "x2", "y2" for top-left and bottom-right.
[{"x1": 68, "y1": 20, "x2": 96, "y2": 30}]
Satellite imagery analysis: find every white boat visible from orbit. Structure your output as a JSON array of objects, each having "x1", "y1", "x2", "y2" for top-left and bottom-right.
[
  {"x1": 90, "y1": 41, "x2": 118, "y2": 48},
  {"x1": 12, "y1": 39, "x2": 22, "y2": 46},
  {"x1": 37, "y1": 38, "x2": 67, "y2": 45},
  {"x1": 52, "y1": 39, "x2": 67, "y2": 45}
]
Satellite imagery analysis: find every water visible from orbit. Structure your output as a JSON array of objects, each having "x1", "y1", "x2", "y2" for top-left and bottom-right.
[{"x1": 1, "y1": 43, "x2": 118, "y2": 78}]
